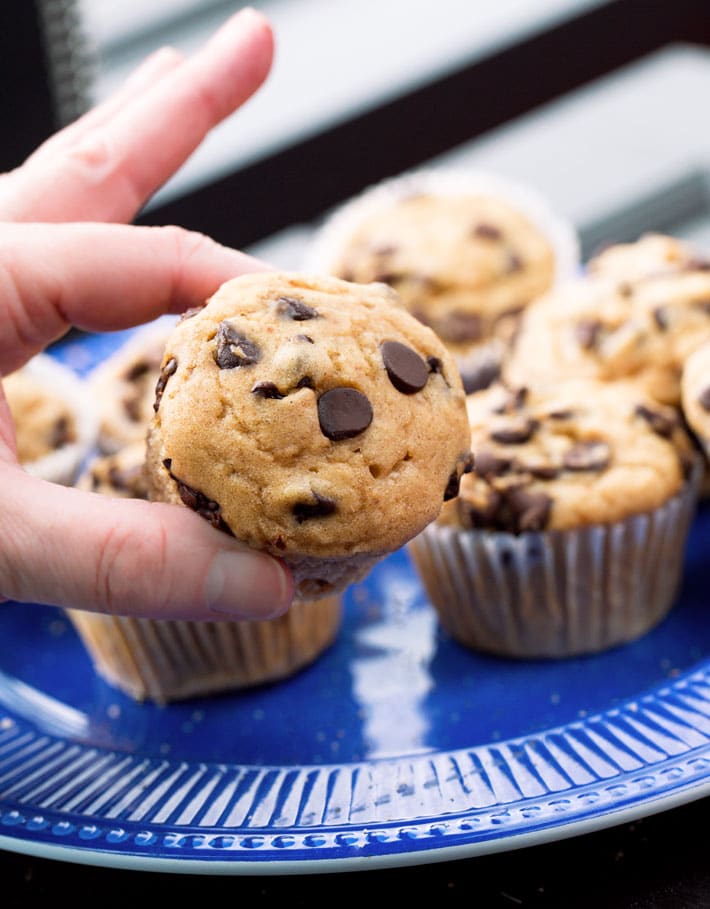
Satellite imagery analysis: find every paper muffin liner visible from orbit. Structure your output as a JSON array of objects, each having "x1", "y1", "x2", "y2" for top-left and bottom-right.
[
  {"x1": 303, "y1": 166, "x2": 580, "y2": 393},
  {"x1": 407, "y1": 462, "x2": 701, "y2": 659},
  {"x1": 5, "y1": 353, "x2": 99, "y2": 486},
  {"x1": 67, "y1": 594, "x2": 343, "y2": 704}
]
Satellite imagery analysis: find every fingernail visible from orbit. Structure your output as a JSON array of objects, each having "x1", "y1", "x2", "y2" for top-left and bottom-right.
[{"x1": 205, "y1": 548, "x2": 292, "y2": 619}]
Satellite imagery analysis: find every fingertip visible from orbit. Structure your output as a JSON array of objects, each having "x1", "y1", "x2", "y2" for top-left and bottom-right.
[{"x1": 205, "y1": 547, "x2": 294, "y2": 620}]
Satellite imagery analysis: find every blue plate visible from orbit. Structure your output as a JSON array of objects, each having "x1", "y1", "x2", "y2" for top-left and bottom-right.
[{"x1": 2, "y1": 328, "x2": 710, "y2": 875}]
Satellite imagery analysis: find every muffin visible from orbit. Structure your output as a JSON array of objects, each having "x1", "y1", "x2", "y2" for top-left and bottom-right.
[
  {"x1": 408, "y1": 377, "x2": 701, "y2": 658},
  {"x1": 304, "y1": 167, "x2": 580, "y2": 393},
  {"x1": 3, "y1": 353, "x2": 98, "y2": 484},
  {"x1": 88, "y1": 317, "x2": 177, "y2": 454},
  {"x1": 145, "y1": 271, "x2": 473, "y2": 600},
  {"x1": 504, "y1": 233, "x2": 710, "y2": 407},
  {"x1": 68, "y1": 442, "x2": 344, "y2": 704},
  {"x1": 681, "y1": 340, "x2": 710, "y2": 461}
]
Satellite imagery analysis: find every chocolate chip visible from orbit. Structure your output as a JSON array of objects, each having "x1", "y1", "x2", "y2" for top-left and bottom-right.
[
  {"x1": 381, "y1": 341, "x2": 429, "y2": 394},
  {"x1": 252, "y1": 381, "x2": 284, "y2": 399},
  {"x1": 547, "y1": 409, "x2": 574, "y2": 420},
  {"x1": 49, "y1": 415, "x2": 73, "y2": 449},
  {"x1": 296, "y1": 376, "x2": 315, "y2": 389},
  {"x1": 462, "y1": 488, "x2": 502, "y2": 528},
  {"x1": 460, "y1": 358, "x2": 500, "y2": 394},
  {"x1": 652, "y1": 306, "x2": 669, "y2": 331},
  {"x1": 505, "y1": 251, "x2": 524, "y2": 274},
  {"x1": 293, "y1": 491, "x2": 337, "y2": 523},
  {"x1": 318, "y1": 387, "x2": 373, "y2": 440},
  {"x1": 443, "y1": 451, "x2": 475, "y2": 501},
  {"x1": 575, "y1": 319, "x2": 601, "y2": 350},
  {"x1": 562, "y1": 440, "x2": 611, "y2": 472},
  {"x1": 505, "y1": 487, "x2": 552, "y2": 532},
  {"x1": 427, "y1": 356, "x2": 443, "y2": 374},
  {"x1": 153, "y1": 356, "x2": 177, "y2": 412},
  {"x1": 441, "y1": 311, "x2": 482, "y2": 343},
  {"x1": 474, "y1": 450, "x2": 511, "y2": 478},
  {"x1": 490, "y1": 417, "x2": 538, "y2": 445},
  {"x1": 124, "y1": 358, "x2": 152, "y2": 382},
  {"x1": 698, "y1": 386, "x2": 710, "y2": 412},
  {"x1": 294, "y1": 334, "x2": 314, "y2": 343},
  {"x1": 525, "y1": 463, "x2": 561, "y2": 480},
  {"x1": 635, "y1": 403, "x2": 677, "y2": 438},
  {"x1": 162, "y1": 459, "x2": 233, "y2": 535},
  {"x1": 122, "y1": 393, "x2": 142, "y2": 422},
  {"x1": 214, "y1": 322, "x2": 260, "y2": 369},
  {"x1": 276, "y1": 296, "x2": 319, "y2": 321},
  {"x1": 472, "y1": 222, "x2": 502, "y2": 241}
]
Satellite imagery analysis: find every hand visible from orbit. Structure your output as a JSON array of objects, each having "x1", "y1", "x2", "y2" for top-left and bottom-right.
[{"x1": 0, "y1": 9, "x2": 295, "y2": 621}]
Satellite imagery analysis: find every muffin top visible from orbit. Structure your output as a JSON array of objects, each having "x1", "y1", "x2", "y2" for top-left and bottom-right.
[
  {"x1": 89, "y1": 319, "x2": 176, "y2": 454},
  {"x1": 681, "y1": 339, "x2": 710, "y2": 449},
  {"x1": 504, "y1": 233, "x2": 710, "y2": 405},
  {"x1": 306, "y1": 170, "x2": 576, "y2": 359},
  {"x1": 4, "y1": 368, "x2": 77, "y2": 463},
  {"x1": 75, "y1": 440, "x2": 148, "y2": 499},
  {"x1": 440, "y1": 377, "x2": 695, "y2": 534},
  {"x1": 146, "y1": 272, "x2": 473, "y2": 561}
]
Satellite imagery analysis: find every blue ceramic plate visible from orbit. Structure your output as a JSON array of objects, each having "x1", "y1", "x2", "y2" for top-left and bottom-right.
[{"x1": 2, "y1": 327, "x2": 710, "y2": 875}]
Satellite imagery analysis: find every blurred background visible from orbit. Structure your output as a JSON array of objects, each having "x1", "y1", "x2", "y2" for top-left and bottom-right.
[{"x1": 2, "y1": 0, "x2": 710, "y2": 264}]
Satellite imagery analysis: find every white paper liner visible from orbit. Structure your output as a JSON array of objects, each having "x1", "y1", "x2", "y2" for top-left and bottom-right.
[
  {"x1": 6, "y1": 353, "x2": 99, "y2": 485},
  {"x1": 303, "y1": 165, "x2": 581, "y2": 284},
  {"x1": 408, "y1": 462, "x2": 701, "y2": 659},
  {"x1": 67, "y1": 594, "x2": 343, "y2": 704}
]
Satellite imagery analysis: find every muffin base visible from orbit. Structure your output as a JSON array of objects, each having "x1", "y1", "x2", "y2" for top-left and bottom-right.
[
  {"x1": 67, "y1": 595, "x2": 343, "y2": 704},
  {"x1": 408, "y1": 463, "x2": 701, "y2": 659}
]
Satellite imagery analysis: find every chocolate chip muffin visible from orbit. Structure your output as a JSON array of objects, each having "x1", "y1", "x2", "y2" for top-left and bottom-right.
[
  {"x1": 3, "y1": 353, "x2": 98, "y2": 485},
  {"x1": 89, "y1": 318, "x2": 176, "y2": 454},
  {"x1": 304, "y1": 168, "x2": 579, "y2": 394},
  {"x1": 408, "y1": 376, "x2": 701, "y2": 658},
  {"x1": 505, "y1": 233, "x2": 710, "y2": 407},
  {"x1": 69, "y1": 442, "x2": 343, "y2": 704},
  {"x1": 145, "y1": 271, "x2": 473, "y2": 600}
]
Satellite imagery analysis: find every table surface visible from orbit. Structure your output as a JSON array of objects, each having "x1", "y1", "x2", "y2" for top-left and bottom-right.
[{"x1": 3, "y1": 793, "x2": 710, "y2": 907}]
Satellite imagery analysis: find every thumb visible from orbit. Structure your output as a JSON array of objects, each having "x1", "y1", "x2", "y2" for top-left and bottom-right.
[{"x1": 0, "y1": 464, "x2": 293, "y2": 621}]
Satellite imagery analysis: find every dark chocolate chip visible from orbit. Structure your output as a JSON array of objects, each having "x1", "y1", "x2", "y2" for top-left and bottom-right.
[
  {"x1": 441, "y1": 311, "x2": 483, "y2": 343},
  {"x1": 381, "y1": 341, "x2": 429, "y2": 394},
  {"x1": 123, "y1": 358, "x2": 152, "y2": 382},
  {"x1": 296, "y1": 376, "x2": 315, "y2": 389},
  {"x1": 525, "y1": 463, "x2": 561, "y2": 480},
  {"x1": 49, "y1": 415, "x2": 72, "y2": 449},
  {"x1": 505, "y1": 486, "x2": 553, "y2": 532},
  {"x1": 652, "y1": 306, "x2": 669, "y2": 331},
  {"x1": 474, "y1": 450, "x2": 511, "y2": 478},
  {"x1": 575, "y1": 319, "x2": 602, "y2": 350},
  {"x1": 562, "y1": 440, "x2": 611, "y2": 472},
  {"x1": 122, "y1": 393, "x2": 143, "y2": 422},
  {"x1": 427, "y1": 356, "x2": 443, "y2": 374},
  {"x1": 462, "y1": 488, "x2": 502, "y2": 528},
  {"x1": 472, "y1": 222, "x2": 503, "y2": 241},
  {"x1": 460, "y1": 358, "x2": 500, "y2": 394},
  {"x1": 318, "y1": 387, "x2": 373, "y2": 440},
  {"x1": 214, "y1": 322, "x2": 261, "y2": 369},
  {"x1": 490, "y1": 417, "x2": 538, "y2": 445},
  {"x1": 252, "y1": 381, "x2": 285, "y2": 399},
  {"x1": 698, "y1": 386, "x2": 710, "y2": 412},
  {"x1": 293, "y1": 491, "x2": 337, "y2": 523},
  {"x1": 153, "y1": 356, "x2": 177, "y2": 412},
  {"x1": 276, "y1": 296, "x2": 319, "y2": 321},
  {"x1": 547, "y1": 409, "x2": 574, "y2": 420},
  {"x1": 634, "y1": 403, "x2": 677, "y2": 438},
  {"x1": 293, "y1": 334, "x2": 314, "y2": 343},
  {"x1": 162, "y1": 459, "x2": 233, "y2": 535},
  {"x1": 443, "y1": 451, "x2": 475, "y2": 501}
]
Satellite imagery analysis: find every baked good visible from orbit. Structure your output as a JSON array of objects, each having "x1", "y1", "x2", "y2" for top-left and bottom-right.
[
  {"x1": 88, "y1": 318, "x2": 176, "y2": 453},
  {"x1": 68, "y1": 440, "x2": 343, "y2": 704},
  {"x1": 75, "y1": 440, "x2": 149, "y2": 499},
  {"x1": 145, "y1": 271, "x2": 473, "y2": 600},
  {"x1": 505, "y1": 233, "x2": 710, "y2": 406},
  {"x1": 681, "y1": 339, "x2": 710, "y2": 460},
  {"x1": 408, "y1": 377, "x2": 701, "y2": 658},
  {"x1": 3, "y1": 353, "x2": 98, "y2": 485},
  {"x1": 304, "y1": 167, "x2": 579, "y2": 393}
]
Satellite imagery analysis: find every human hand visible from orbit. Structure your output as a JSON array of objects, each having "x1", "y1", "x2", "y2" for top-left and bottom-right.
[{"x1": 0, "y1": 9, "x2": 296, "y2": 621}]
